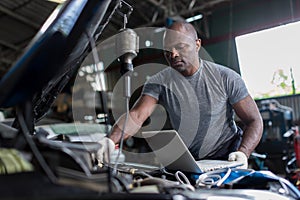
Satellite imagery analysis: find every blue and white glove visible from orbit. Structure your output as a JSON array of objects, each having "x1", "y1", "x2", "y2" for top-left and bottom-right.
[{"x1": 228, "y1": 151, "x2": 248, "y2": 169}]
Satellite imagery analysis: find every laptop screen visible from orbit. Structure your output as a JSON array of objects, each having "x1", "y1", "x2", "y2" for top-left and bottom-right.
[{"x1": 142, "y1": 130, "x2": 203, "y2": 173}]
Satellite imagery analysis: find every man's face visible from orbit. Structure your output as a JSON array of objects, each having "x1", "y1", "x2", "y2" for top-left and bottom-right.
[{"x1": 163, "y1": 29, "x2": 200, "y2": 75}]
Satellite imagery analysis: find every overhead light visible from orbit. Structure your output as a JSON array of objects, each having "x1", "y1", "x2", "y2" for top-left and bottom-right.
[
  {"x1": 47, "y1": 0, "x2": 66, "y2": 4},
  {"x1": 145, "y1": 40, "x2": 152, "y2": 47},
  {"x1": 186, "y1": 14, "x2": 203, "y2": 23},
  {"x1": 154, "y1": 27, "x2": 165, "y2": 33}
]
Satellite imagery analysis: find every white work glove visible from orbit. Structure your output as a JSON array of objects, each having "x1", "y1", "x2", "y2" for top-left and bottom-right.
[
  {"x1": 228, "y1": 151, "x2": 248, "y2": 169},
  {"x1": 97, "y1": 137, "x2": 115, "y2": 165}
]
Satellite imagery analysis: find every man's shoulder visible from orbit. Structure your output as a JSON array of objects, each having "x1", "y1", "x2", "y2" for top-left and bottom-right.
[
  {"x1": 149, "y1": 67, "x2": 174, "y2": 80},
  {"x1": 202, "y1": 59, "x2": 239, "y2": 77},
  {"x1": 156, "y1": 67, "x2": 173, "y2": 74},
  {"x1": 145, "y1": 67, "x2": 173, "y2": 85},
  {"x1": 202, "y1": 59, "x2": 228, "y2": 71}
]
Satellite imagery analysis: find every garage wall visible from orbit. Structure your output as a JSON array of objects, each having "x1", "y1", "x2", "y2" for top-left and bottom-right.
[{"x1": 202, "y1": 0, "x2": 300, "y2": 73}]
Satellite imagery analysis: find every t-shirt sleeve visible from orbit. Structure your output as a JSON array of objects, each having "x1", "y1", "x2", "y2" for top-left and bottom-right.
[
  {"x1": 223, "y1": 69, "x2": 249, "y2": 105},
  {"x1": 142, "y1": 83, "x2": 160, "y2": 100},
  {"x1": 141, "y1": 74, "x2": 162, "y2": 100}
]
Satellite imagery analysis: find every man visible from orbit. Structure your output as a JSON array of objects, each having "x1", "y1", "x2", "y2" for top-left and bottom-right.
[{"x1": 101, "y1": 21, "x2": 263, "y2": 169}]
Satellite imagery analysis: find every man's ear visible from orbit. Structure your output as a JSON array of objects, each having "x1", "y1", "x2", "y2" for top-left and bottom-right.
[{"x1": 196, "y1": 39, "x2": 201, "y2": 51}]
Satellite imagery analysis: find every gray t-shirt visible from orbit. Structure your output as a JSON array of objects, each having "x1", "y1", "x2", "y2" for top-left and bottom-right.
[{"x1": 142, "y1": 59, "x2": 249, "y2": 159}]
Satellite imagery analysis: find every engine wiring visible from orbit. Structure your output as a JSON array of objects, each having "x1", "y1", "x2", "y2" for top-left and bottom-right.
[{"x1": 196, "y1": 168, "x2": 232, "y2": 188}]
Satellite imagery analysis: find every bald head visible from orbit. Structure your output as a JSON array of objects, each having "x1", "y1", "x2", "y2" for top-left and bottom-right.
[{"x1": 166, "y1": 21, "x2": 198, "y2": 41}]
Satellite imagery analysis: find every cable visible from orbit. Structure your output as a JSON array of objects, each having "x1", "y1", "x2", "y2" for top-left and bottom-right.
[
  {"x1": 160, "y1": 167, "x2": 175, "y2": 176},
  {"x1": 95, "y1": 0, "x2": 122, "y2": 41},
  {"x1": 175, "y1": 171, "x2": 191, "y2": 185},
  {"x1": 279, "y1": 178, "x2": 290, "y2": 196},
  {"x1": 196, "y1": 173, "x2": 222, "y2": 187},
  {"x1": 16, "y1": 106, "x2": 57, "y2": 183},
  {"x1": 86, "y1": 30, "x2": 106, "y2": 92},
  {"x1": 216, "y1": 168, "x2": 231, "y2": 187},
  {"x1": 136, "y1": 171, "x2": 154, "y2": 178},
  {"x1": 113, "y1": 97, "x2": 130, "y2": 174},
  {"x1": 174, "y1": 171, "x2": 195, "y2": 192},
  {"x1": 196, "y1": 168, "x2": 232, "y2": 188}
]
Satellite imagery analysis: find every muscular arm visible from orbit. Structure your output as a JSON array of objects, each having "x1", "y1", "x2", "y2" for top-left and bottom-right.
[
  {"x1": 233, "y1": 95, "x2": 263, "y2": 158},
  {"x1": 109, "y1": 95, "x2": 158, "y2": 143}
]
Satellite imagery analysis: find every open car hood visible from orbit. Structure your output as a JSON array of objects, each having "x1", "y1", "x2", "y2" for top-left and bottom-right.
[{"x1": 0, "y1": 0, "x2": 112, "y2": 122}]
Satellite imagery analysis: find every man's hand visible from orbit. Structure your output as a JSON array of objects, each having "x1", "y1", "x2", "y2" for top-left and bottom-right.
[
  {"x1": 228, "y1": 151, "x2": 248, "y2": 169},
  {"x1": 97, "y1": 137, "x2": 115, "y2": 165}
]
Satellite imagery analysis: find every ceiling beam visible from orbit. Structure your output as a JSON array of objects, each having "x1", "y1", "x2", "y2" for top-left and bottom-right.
[
  {"x1": 0, "y1": 57, "x2": 14, "y2": 65},
  {"x1": 0, "y1": 40, "x2": 20, "y2": 51},
  {"x1": 151, "y1": 11, "x2": 159, "y2": 23},
  {"x1": 146, "y1": 0, "x2": 167, "y2": 12},
  {"x1": 142, "y1": 0, "x2": 231, "y2": 27},
  {"x1": 188, "y1": 0, "x2": 197, "y2": 10},
  {"x1": 180, "y1": 0, "x2": 231, "y2": 16},
  {"x1": 0, "y1": 5, "x2": 40, "y2": 29}
]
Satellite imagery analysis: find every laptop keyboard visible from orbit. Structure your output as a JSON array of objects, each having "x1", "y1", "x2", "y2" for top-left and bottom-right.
[{"x1": 196, "y1": 160, "x2": 243, "y2": 172}]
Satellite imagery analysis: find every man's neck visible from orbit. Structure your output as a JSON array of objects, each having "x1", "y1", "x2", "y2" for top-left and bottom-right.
[{"x1": 182, "y1": 59, "x2": 200, "y2": 77}]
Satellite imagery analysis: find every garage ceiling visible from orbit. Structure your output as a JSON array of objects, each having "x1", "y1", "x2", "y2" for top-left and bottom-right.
[{"x1": 0, "y1": 0, "x2": 234, "y2": 78}]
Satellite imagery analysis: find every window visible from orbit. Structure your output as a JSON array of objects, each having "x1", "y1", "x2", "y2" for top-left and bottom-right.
[{"x1": 235, "y1": 21, "x2": 300, "y2": 99}]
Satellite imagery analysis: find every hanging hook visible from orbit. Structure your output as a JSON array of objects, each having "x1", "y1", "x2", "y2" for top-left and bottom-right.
[{"x1": 116, "y1": 0, "x2": 133, "y2": 29}]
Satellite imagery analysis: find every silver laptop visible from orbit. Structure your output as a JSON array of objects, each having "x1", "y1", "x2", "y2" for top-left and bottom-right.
[{"x1": 142, "y1": 130, "x2": 243, "y2": 173}]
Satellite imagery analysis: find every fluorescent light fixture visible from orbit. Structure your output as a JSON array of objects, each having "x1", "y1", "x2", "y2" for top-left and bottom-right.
[
  {"x1": 145, "y1": 40, "x2": 152, "y2": 47},
  {"x1": 154, "y1": 27, "x2": 165, "y2": 33},
  {"x1": 186, "y1": 14, "x2": 203, "y2": 22},
  {"x1": 47, "y1": 0, "x2": 66, "y2": 4}
]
